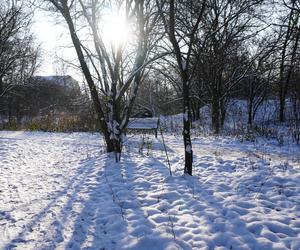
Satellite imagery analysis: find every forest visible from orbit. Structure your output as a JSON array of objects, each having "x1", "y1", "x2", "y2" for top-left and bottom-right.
[{"x1": 0, "y1": 0, "x2": 300, "y2": 249}]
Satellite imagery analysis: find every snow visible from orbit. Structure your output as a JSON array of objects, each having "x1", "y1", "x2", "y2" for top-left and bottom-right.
[
  {"x1": 197, "y1": 99, "x2": 296, "y2": 134},
  {"x1": 185, "y1": 145, "x2": 192, "y2": 153},
  {"x1": 1, "y1": 131, "x2": 300, "y2": 249},
  {"x1": 127, "y1": 118, "x2": 159, "y2": 130}
]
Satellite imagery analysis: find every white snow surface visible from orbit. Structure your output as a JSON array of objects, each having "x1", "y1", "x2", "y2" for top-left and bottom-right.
[
  {"x1": 1, "y1": 131, "x2": 300, "y2": 249},
  {"x1": 127, "y1": 118, "x2": 159, "y2": 130}
]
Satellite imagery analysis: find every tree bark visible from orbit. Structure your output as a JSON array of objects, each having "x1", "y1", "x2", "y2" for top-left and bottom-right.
[
  {"x1": 211, "y1": 93, "x2": 220, "y2": 134},
  {"x1": 248, "y1": 99, "x2": 253, "y2": 126},
  {"x1": 220, "y1": 98, "x2": 226, "y2": 129},
  {"x1": 248, "y1": 79, "x2": 254, "y2": 126},
  {"x1": 182, "y1": 78, "x2": 193, "y2": 175}
]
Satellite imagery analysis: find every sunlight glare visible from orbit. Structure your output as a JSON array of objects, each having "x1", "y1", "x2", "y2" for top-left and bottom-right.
[{"x1": 102, "y1": 12, "x2": 129, "y2": 48}]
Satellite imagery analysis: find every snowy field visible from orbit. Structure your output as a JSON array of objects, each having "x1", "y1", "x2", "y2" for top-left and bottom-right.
[{"x1": 0, "y1": 131, "x2": 300, "y2": 249}]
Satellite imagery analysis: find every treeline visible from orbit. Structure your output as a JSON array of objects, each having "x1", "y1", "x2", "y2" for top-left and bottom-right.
[
  {"x1": 135, "y1": 0, "x2": 300, "y2": 134},
  {"x1": 0, "y1": 75, "x2": 102, "y2": 132},
  {"x1": 0, "y1": 1, "x2": 96, "y2": 131},
  {"x1": 0, "y1": 0, "x2": 39, "y2": 111}
]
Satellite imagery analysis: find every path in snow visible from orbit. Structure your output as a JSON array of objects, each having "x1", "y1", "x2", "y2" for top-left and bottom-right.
[{"x1": 0, "y1": 131, "x2": 300, "y2": 249}]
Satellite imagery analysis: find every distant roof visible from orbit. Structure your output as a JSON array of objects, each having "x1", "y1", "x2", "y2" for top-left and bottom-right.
[
  {"x1": 127, "y1": 117, "x2": 159, "y2": 130},
  {"x1": 30, "y1": 75, "x2": 79, "y2": 89}
]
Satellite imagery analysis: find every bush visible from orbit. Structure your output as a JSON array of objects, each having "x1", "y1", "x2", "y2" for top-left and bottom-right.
[
  {"x1": 1, "y1": 119, "x2": 19, "y2": 130},
  {"x1": 22, "y1": 112, "x2": 99, "y2": 132}
]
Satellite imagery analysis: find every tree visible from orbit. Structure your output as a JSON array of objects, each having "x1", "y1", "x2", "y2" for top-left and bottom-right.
[
  {"x1": 157, "y1": 0, "x2": 207, "y2": 175},
  {"x1": 46, "y1": 0, "x2": 162, "y2": 161},
  {"x1": 194, "y1": 0, "x2": 264, "y2": 134},
  {"x1": 0, "y1": 0, "x2": 39, "y2": 102},
  {"x1": 276, "y1": 0, "x2": 300, "y2": 122},
  {"x1": 243, "y1": 35, "x2": 280, "y2": 126},
  {"x1": 134, "y1": 73, "x2": 179, "y2": 117}
]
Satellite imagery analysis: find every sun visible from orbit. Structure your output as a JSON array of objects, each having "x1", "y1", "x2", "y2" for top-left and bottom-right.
[{"x1": 101, "y1": 11, "x2": 129, "y2": 48}]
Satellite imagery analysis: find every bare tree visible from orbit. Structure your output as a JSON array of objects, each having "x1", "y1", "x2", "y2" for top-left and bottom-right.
[
  {"x1": 244, "y1": 35, "x2": 281, "y2": 126},
  {"x1": 193, "y1": 0, "x2": 264, "y2": 134},
  {"x1": 46, "y1": 0, "x2": 163, "y2": 161},
  {"x1": 156, "y1": 0, "x2": 207, "y2": 175},
  {"x1": 277, "y1": 0, "x2": 300, "y2": 122},
  {"x1": 0, "y1": 0, "x2": 39, "y2": 101}
]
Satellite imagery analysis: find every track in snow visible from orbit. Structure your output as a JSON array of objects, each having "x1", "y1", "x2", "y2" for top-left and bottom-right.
[{"x1": 1, "y1": 131, "x2": 300, "y2": 249}]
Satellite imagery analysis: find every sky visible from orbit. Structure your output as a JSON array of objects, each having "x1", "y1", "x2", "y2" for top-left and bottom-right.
[
  {"x1": 31, "y1": 8, "x2": 78, "y2": 77},
  {"x1": 31, "y1": 4, "x2": 129, "y2": 80}
]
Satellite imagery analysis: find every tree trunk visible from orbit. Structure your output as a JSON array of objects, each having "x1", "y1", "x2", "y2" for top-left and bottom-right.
[
  {"x1": 247, "y1": 79, "x2": 254, "y2": 126},
  {"x1": 220, "y1": 98, "x2": 226, "y2": 129},
  {"x1": 248, "y1": 101, "x2": 253, "y2": 126},
  {"x1": 0, "y1": 77, "x2": 3, "y2": 96},
  {"x1": 211, "y1": 94, "x2": 220, "y2": 134},
  {"x1": 191, "y1": 101, "x2": 196, "y2": 121},
  {"x1": 106, "y1": 137, "x2": 122, "y2": 161},
  {"x1": 107, "y1": 84, "x2": 122, "y2": 161},
  {"x1": 8, "y1": 98, "x2": 12, "y2": 125},
  {"x1": 183, "y1": 80, "x2": 193, "y2": 175},
  {"x1": 193, "y1": 100, "x2": 201, "y2": 121},
  {"x1": 279, "y1": 97, "x2": 286, "y2": 123},
  {"x1": 106, "y1": 139, "x2": 115, "y2": 153}
]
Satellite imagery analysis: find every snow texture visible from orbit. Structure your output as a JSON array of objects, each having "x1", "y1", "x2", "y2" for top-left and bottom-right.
[
  {"x1": 127, "y1": 118, "x2": 159, "y2": 130},
  {"x1": 185, "y1": 145, "x2": 192, "y2": 153},
  {"x1": 0, "y1": 131, "x2": 300, "y2": 249}
]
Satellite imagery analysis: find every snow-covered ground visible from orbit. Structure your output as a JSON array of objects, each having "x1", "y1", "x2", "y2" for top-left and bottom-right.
[
  {"x1": 0, "y1": 131, "x2": 300, "y2": 249},
  {"x1": 161, "y1": 99, "x2": 298, "y2": 138}
]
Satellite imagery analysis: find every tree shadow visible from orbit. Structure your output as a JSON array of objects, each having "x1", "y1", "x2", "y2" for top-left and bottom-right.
[
  {"x1": 4, "y1": 148, "x2": 264, "y2": 249},
  {"x1": 64, "y1": 154, "x2": 180, "y2": 249},
  {"x1": 119, "y1": 153, "x2": 262, "y2": 249},
  {"x1": 4, "y1": 155, "x2": 98, "y2": 249}
]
